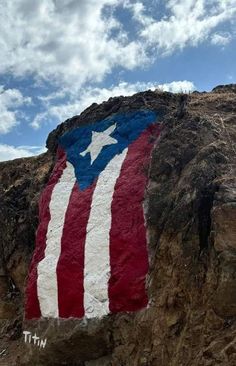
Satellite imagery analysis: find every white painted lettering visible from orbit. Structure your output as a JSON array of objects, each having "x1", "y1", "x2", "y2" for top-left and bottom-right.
[
  {"x1": 40, "y1": 339, "x2": 47, "y2": 349},
  {"x1": 32, "y1": 333, "x2": 40, "y2": 345},
  {"x1": 23, "y1": 331, "x2": 31, "y2": 343},
  {"x1": 23, "y1": 331, "x2": 47, "y2": 349}
]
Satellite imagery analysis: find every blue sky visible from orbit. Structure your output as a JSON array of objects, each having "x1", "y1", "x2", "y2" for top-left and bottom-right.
[{"x1": 0, "y1": 0, "x2": 235, "y2": 161}]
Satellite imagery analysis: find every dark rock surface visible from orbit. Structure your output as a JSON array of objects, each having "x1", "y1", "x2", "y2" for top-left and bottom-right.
[{"x1": 0, "y1": 85, "x2": 235, "y2": 365}]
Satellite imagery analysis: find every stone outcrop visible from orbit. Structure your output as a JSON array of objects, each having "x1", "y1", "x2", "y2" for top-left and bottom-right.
[{"x1": 0, "y1": 85, "x2": 235, "y2": 365}]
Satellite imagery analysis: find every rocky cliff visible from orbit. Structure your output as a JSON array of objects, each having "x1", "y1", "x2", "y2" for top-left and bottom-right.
[{"x1": 0, "y1": 85, "x2": 236, "y2": 366}]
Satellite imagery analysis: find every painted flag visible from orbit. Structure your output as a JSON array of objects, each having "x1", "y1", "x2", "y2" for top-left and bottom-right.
[{"x1": 25, "y1": 110, "x2": 160, "y2": 319}]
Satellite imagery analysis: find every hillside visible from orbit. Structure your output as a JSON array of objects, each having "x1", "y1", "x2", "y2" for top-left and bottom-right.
[{"x1": 0, "y1": 85, "x2": 236, "y2": 366}]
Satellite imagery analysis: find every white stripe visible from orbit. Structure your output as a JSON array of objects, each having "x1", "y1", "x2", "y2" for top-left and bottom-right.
[
  {"x1": 37, "y1": 162, "x2": 76, "y2": 318},
  {"x1": 84, "y1": 149, "x2": 128, "y2": 318}
]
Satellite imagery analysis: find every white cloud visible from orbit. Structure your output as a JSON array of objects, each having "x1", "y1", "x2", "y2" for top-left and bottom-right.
[
  {"x1": 32, "y1": 80, "x2": 195, "y2": 129},
  {"x1": 0, "y1": 1, "x2": 234, "y2": 92},
  {"x1": 0, "y1": 144, "x2": 46, "y2": 162},
  {"x1": 156, "y1": 80, "x2": 195, "y2": 93},
  {"x1": 0, "y1": 0, "x2": 147, "y2": 90},
  {"x1": 0, "y1": 1, "x2": 235, "y2": 138},
  {"x1": 0, "y1": 85, "x2": 31, "y2": 134},
  {"x1": 124, "y1": 1, "x2": 152, "y2": 26},
  {"x1": 129, "y1": 0, "x2": 236, "y2": 54},
  {"x1": 211, "y1": 32, "x2": 232, "y2": 45}
]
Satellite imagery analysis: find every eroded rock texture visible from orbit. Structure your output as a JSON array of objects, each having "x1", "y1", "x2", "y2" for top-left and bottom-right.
[{"x1": 0, "y1": 86, "x2": 235, "y2": 365}]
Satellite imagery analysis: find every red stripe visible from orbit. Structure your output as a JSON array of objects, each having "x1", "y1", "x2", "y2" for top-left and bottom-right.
[
  {"x1": 57, "y1": 181, "x2": 96, "y2": 318},
  {"x1": 109, "y1": 124, "x2": 160, "y2": 313},
  {"x1": 25, "y1": 148, "x2": 67, "y2": 319}
]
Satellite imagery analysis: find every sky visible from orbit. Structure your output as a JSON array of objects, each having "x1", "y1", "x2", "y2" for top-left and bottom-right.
[{"x1": 0, "y1": 0, "x2": 235, "y2": 161}]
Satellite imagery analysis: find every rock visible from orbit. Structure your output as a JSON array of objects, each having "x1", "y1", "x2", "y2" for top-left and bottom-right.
[
  {"x1": 212, "y1": 84, "x2": 236, "y2": 94},
  {"x1": 0, "y1": 85, "x2": 236, "y2": 365}
]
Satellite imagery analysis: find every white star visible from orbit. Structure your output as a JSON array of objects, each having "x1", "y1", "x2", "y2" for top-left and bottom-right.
[{"x1": 80, "y1": 124, "x2": 117, "y2": 163}]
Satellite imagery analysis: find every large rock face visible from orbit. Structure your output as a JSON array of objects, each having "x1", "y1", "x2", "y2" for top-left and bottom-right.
[{"x1": 0, "y1": 86, "x2": 236, "y2": 365}]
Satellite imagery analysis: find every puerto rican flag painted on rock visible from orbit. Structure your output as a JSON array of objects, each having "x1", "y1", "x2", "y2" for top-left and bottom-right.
[{"x1": 25, "y1": 109, "x2": 160, "y2": 319}]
